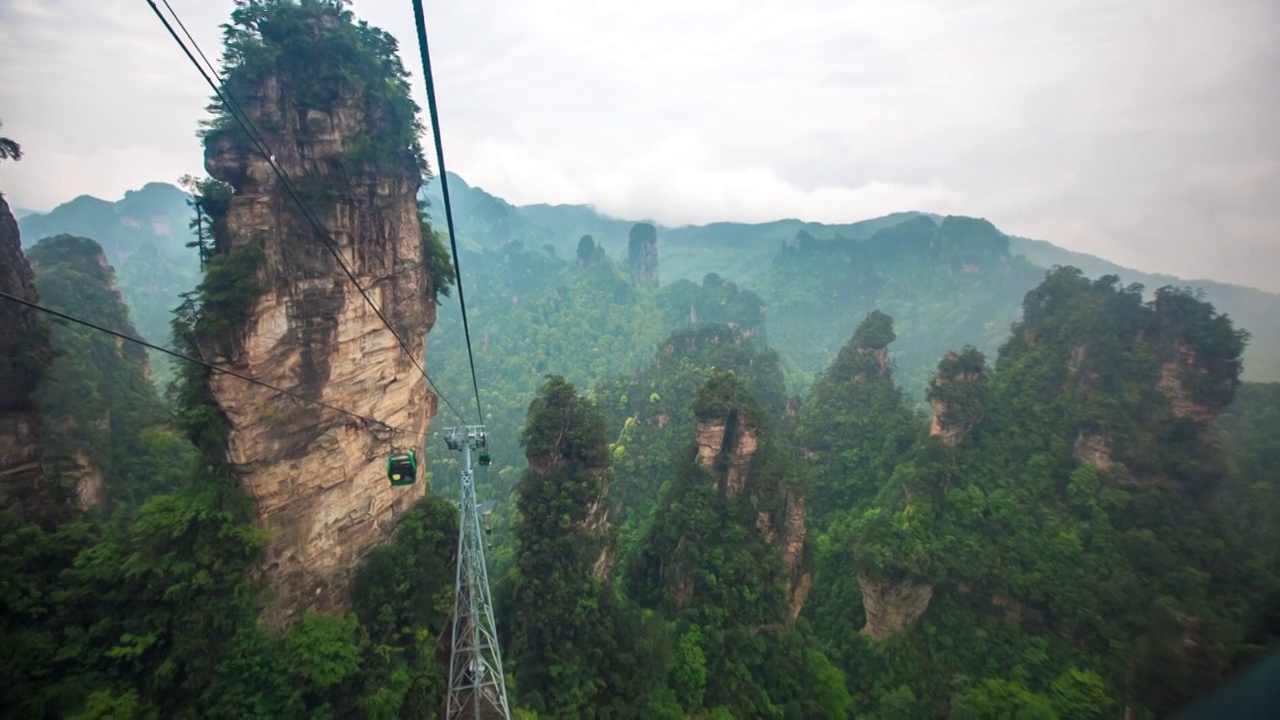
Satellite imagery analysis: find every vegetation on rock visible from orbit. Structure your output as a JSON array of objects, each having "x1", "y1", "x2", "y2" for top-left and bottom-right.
[{"x1": 2, "y1": 2, "x2": 1278, "y2": 718}]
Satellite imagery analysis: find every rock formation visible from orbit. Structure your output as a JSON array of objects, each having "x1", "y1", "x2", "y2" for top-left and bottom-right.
[
  {"x1": 26, "y1": 235, "x2": 150, "y2": 512},
  {"x1": 858, "y1": 573, "x2": 934, "y2": 642},
  {"x1": 1155, "y1": 341, "x2": 1236, "y2": 423},
  {"x1": 197, "y1": 13, "x2": 439, "y2": 630},
  {"x1": 927, "y1": 348, "x2": 987, "y2": 445},
  {"x1": 520, "y1": 376, "x2": 617, "y2": 587},
  {"x1": 693, "y1": 373, "x2": 811, "y2": 623},
  {"x1": 0, "y1": 195, "x2": 56, "y2": 524},
  {"x1": 627, "y1": 222, "x2": 659, "y2": 286},
  {"x1": 583, "y1": 474, "x2": 616, "y2": 582},
  {"x1": 1072, "y1": 432, "x2": 1114, "y2": 471},
  {"x1": 575, "y1": 235, "x2": 605, "y2": 269},
  {"x1": 693, "y1": 413, "x2": 758, "y2": 500}
]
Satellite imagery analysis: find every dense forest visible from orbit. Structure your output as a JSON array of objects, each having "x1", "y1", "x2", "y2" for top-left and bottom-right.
[{"x1": 2, "y1": 1, "x2": 1278, "y2": 718}]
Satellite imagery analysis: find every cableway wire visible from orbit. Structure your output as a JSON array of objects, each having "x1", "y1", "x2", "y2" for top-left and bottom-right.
[
  {"x1": 145, "y1": 0, "x2": 469, "y2": 427},
  {"x1": 411, "y1": 0, "x2": 487, "y2": 431},
  {"x1": 0, "y1": 289, "x2": 416, "y2": 438}
]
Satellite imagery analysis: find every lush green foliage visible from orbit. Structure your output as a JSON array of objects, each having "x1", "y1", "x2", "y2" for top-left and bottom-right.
[
  {"x1": 499, "y1": 376, "x2": 675, "y2": 716},
  {"x1": 19, "y1": 183, "x2": 203, "y2": 387},
  {"x1": 0, "y1": 119, "x2": 23, "y2": 163},
  {"x1": 624, "y1": 371, "x2": 849, "y2": 718},
  {"x1": 9, "y1": 2, "x2": 1280, "y2": 717},
  {"x1": 798, "y1": 268, "x2": 1278, "y2": 717},
  {"x1": 207, "y1": 0, "x2": 428, "y2": 184},
  {"x1": 596, "y1": 324, "x2": 788, "y2": 527},
  {"x1": 0, "y1": 466, "x2": 458, "y2": 719},
  {"x1": 1, "y1": 7, "x2": 466, "y2": 717},
  {"x1": 797, "y1": 312, "x2": 921, "y2": 525},
  {"x1": 6, "y1": 213, "x2": 461, "y2": 718},
  {"x1": 27, "y1": 235, "x2": 185, "y2": 507}
]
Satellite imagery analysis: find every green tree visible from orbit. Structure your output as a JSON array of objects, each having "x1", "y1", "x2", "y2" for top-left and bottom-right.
[
  {"x1": 500, "y1": 375, "x2": 618, "y2": 714},
  {"x1": 0, "y1": 119, "x2": 21, "y2": 163}
]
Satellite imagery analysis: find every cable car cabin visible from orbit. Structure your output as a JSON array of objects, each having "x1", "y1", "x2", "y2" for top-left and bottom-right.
[{"x1": 387, "y1": 450, "x2": 418, "y2": 487}]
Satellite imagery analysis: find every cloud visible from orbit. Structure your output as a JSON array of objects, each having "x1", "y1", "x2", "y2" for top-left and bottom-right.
[{"x1": 2, "y1": 0, "x2": 1278, "y2": 290}]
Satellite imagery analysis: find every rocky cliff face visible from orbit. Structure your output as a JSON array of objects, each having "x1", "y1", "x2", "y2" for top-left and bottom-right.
[
  {"x1": 26, "y1": 236, "x2": 147, "y2": 512},
  {"x1": 694, "y1": 415, "x2": 758, "y2": 499},
  {"x1": 199, "y1": 42, "x2": 437, "y2": 630},
  {"x1": 0, "y1": 196, "x2": 56, "y2": 524},
  {"x1": 1155, "y1": 342, "x2": 1234, "y2": 423},
  {"x1": 693, "y1": 397, "x2": 810, "y2": 623},
  {"x1": 628, "y1": 222, "x2": 659, "y2": 286},
  {"x1": 859, "y1": 573, "x2": 934, "y2": 642},
  {"x1": 928, "y1": 349, "x2": 986, "y2": 446},
  {"x1": 577, "y1": 467, "x2": 616, "y2": 583},
  {"x1": 521, "y1": 376, "x2": 617, "y2": 584}
]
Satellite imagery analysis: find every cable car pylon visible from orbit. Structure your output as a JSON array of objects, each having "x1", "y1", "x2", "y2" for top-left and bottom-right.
[{"x1": 443, "y1": 426, "x2": 511, "y2": 719}]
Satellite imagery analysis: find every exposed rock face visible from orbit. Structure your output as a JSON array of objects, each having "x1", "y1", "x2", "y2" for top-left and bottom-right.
[
  {"x1": 694, "y1": 416, "x2": 759, "y2": 499},
  {"x1": 928, "y1": 350, "x2": 984, "y2": 445},
  {"x1": 779, "y1": 488, "x2": 811, "y2": 622},
  {"x1": 858, "y1": 346, "x2": 889, "y2": 378},
  {"x1": 202, "y1": 58, "x2": 436, "y2": 631},
  {"x1": 928, "y1": 401, "x2": 956, "y2": 443},
  {"x1": 582, "y1": 469, "x2": 616, "y2": 583},
  {"x1": 1156, "y1": 342, "x2": 1229, "y2": 422},
  {"x1": 659, "y1": 325, "x2": 733, "y2": 363},
  {"x1": 627, "y1": 222, "x2": 659, "y2": 286},
  {"x1": 0, "y1": 196, "x2": 56, "y2": 524},
  {"x1": 575, "y1": 235, "x2": 605, "y2": 269},
  {"x1": 1073, "y1": 432, "x2": 1114, "y2": 471},
  {"x1": 693, "y1": 405, "x2": 810, "y2": 623},
  {"x1": 859, "y1": 573, "x2": 934, "y2": 642},
  {"x1": 72, "y1": 450, "x2": 106, "y2": 510},
  {"x1": 521, "y1": 379, "x2": 616, "y2": 585}
]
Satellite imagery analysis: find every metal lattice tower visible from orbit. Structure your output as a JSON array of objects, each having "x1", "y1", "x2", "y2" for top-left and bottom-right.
[{"x1": 444, "y1": 426, "x2": 512, "y2": 720}]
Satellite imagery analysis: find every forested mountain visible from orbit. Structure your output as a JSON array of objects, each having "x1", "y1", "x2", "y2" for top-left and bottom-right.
[
  {"x1": 1, "y1": 1, "x2": 1277, "y2": 718},
  {"x1": 798, "y1": 270, "x2": 1277, "y2": 717},
  {"x1": 421, "y1": 173, "x2": 1280, "y2": 388},
  {"x1": 1011, "y1": 235, "x2": 1280, "y2": 383},
  {"x1": 17, "y1": 182, "x2": 201, "y2": 385},
  {"x1": 26, "y1": 235, "x2": 184, "y2": 509},
  {"x1": 19, "y1": 163, "x2": 1280, "y2": 404}
]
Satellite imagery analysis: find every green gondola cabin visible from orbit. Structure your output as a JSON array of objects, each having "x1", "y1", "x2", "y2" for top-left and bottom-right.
[{"x1": 387, "y1": 450, "x2": 418, "y2": 486}]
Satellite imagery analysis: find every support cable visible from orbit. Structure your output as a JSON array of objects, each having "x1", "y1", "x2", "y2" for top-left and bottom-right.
[
  {"x1": 411, "y1": 0, "x2": 486, "y2": 430},
  {"x1": 145, "y1": 0, "x2": 469, "y2": 426},
  {"x1": 0, "y1": 289, "x2": 415, "y2": 437}
]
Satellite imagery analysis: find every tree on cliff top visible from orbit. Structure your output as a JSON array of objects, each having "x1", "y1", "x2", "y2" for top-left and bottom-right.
[
  {"x1": 207, "y1": 0, "x2": 428, "y2": 180},
  {"x1": 501, "y1": 375, "x2": 675, "y2": 714},
  {"x1": 0, "y1": 120, "x2": 21, "y2": 163},
  {"x1": 0, "y1": 119, "x2": 21, "y2": 192},
  {"x1": 797, "y1": 311, "x2": 919, "y2": 522}
]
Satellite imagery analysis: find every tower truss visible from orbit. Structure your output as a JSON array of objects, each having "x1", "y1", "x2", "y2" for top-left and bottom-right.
[{"x1": 444, "y1": 426, "x2": 511, "y2": 720}]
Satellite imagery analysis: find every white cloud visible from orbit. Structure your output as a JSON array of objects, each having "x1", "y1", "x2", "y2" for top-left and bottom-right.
[{"x1": 2, "y1": 0, "x2": 1277, "y2": 290}]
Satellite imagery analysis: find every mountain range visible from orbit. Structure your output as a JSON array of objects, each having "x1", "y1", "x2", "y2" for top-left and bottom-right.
[{"x1": 16, "y1": 172, "x2": 1280, "y2": 384}]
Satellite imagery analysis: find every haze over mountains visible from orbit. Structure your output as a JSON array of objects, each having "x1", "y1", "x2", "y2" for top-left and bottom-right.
[
  {"x1": 430, "y1": 171, "x2": 1280, "y2": 385},
  {"x1": 18, "y1": 172, "x2": 1280, "y2": 387}
]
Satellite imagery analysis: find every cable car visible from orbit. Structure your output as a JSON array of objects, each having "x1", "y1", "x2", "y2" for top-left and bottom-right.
[{"x1": 387, "y1": 450, "x2": 418, "y2": 486}]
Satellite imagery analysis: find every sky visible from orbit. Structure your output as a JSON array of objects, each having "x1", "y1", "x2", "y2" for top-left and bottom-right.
[{"x1": 1, "y1": 0, "x2": 1278, "y2": 291}]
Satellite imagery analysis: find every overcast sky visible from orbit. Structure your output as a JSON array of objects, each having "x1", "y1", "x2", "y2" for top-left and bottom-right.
[{"x1": 1, "y1": 0, "x2": 1277, "y2": 291}]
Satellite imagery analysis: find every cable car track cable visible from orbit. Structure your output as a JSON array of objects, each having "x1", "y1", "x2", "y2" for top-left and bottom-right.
[
  {"x1": 0, "y1": 289, "x2": 416, "y2": 437},
  {"x1": 411, "y1": 0, "x2": 486, "y2": 430},
  {"x1": 144, "y1": 0, "x2": 469, "y2": 425}
]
